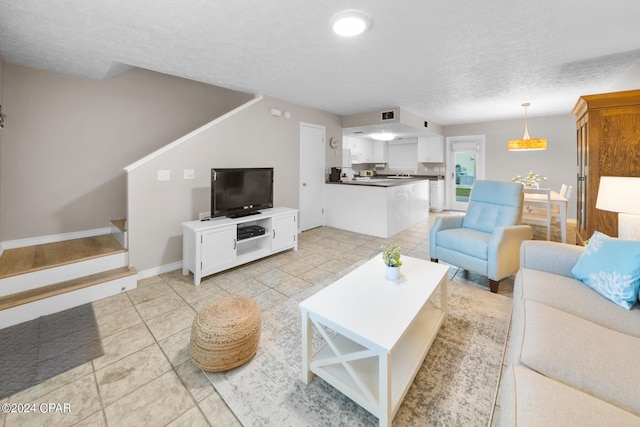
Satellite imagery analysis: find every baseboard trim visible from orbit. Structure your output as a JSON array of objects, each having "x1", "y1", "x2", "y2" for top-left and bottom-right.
[
  {"x1": 1, "y1": 227, "x2": 112, "y2": 253},
  {"x1": 136, "y1": 261, "x2": 183, "y2": 280}
]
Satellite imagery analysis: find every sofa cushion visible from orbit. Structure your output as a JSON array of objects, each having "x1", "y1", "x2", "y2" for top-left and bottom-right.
[
  {"x1": 571, "y1": 231, "x2": 640, "y2": 309},
  {"x1": 515, "y1": 268, "x2": 640, "y2": 339},
  {"x1": 518, "y1": 300, "x2": 640, "y2": 416},
  {"x1": 435, "y1": 228, "x2": 491, "y2": 260},
  {"x1": 498, "y1": 365, "x2": 640, "y2": 427}
]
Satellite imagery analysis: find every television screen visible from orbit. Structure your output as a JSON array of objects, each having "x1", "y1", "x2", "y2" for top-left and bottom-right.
[{"x1": 211, "y1": 168, "x2": 274, "y2": 218}]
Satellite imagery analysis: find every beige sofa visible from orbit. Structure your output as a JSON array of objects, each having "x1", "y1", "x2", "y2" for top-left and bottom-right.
[{"x1": 497, "y1": 240, "x2": 640, "y2": 426}]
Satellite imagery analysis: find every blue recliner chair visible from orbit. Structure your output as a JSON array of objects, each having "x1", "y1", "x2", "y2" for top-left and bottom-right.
[{"x1": 430, "y1": 180, "x2": 532, "y2": 293}]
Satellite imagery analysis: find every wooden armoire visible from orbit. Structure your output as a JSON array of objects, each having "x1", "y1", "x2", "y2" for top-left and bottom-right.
[{"x1": 572, "y1": 89, "x2": 640, "y2": 245}]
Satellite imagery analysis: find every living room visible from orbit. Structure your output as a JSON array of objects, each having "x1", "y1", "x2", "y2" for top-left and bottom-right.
[{"x1": 1, "y1": 2, "x2": 640, "y2": 426}]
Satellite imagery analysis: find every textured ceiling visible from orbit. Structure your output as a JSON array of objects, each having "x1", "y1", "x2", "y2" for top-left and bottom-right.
[{"x1": 1, "y1": 0, "x2": 640, "y2": 125}]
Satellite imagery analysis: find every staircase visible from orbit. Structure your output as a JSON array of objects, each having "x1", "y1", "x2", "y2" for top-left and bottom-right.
[{"x1": 0, "y1": 222, "x2": 137, "y2": 329}]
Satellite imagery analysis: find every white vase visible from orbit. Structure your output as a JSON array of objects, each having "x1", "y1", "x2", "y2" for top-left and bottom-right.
[{"x1": 385, "y1": 265, "x2": 400, "y2": 280}]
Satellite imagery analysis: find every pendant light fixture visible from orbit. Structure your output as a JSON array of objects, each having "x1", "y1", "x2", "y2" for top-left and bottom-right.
[{"x1": 508, "y1": 103, "x2": 547, "y2": 151}]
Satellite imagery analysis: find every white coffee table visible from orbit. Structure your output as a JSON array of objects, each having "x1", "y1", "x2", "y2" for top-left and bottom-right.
[{"x1": 300, "y1": 255, "x2": 449, "y2": 427}]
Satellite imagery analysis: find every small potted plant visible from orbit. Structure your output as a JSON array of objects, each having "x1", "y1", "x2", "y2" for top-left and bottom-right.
[{"x1": 381, "y1": 243, "x2": 402, "y2": 280}]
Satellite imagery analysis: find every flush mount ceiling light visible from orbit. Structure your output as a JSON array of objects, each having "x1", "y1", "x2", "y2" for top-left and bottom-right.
[
  {"x1": 508, "y1": 103, "x2": 547, "y2": 151},
  {"x1": 331, "y1": 9, "x2": 371, "y2": 37},
  {"x1": 371, "y1": 132, "x2": 395, "y2": 141}
]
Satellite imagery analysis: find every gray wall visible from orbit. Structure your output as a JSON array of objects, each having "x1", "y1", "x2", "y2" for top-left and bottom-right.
[
  {"x1": 444, "y1": 114, "x2": 577, "y2": 218},
  {"x1": 126, "y1": 95, "x2": 342, "y2": 272},
  {"x1": 0, "y1": 56, "x2": 4, "y2": 231},
  {"x1": 0, "y1": 65, "x2": 253, "y2": 241}
]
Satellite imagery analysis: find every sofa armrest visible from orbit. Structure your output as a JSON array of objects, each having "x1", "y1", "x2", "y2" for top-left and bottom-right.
[
  {"x1": 519, "y1": 240, "x2": 585, "y2": 278},
  {"x1": 487, "y1": 225, "x2": 533, "y2": 280},
  {"x1": 429, "y1": 215, "x2": 464, "y2": 256}
]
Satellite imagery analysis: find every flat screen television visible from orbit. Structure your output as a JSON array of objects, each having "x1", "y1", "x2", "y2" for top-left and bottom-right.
[{"x1": 211, "y1": 168, "x2": 274, "y2": 218}]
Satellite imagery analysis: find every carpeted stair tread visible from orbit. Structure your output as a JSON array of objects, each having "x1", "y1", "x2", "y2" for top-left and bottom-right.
[{"x1": 0, "y1": 266, "x2": 136, "y2": 311}]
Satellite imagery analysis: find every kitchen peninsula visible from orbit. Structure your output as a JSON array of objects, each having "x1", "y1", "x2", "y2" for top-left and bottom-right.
[{"x1": 325, "y1": 177, "x2": 430, "y2": 238}]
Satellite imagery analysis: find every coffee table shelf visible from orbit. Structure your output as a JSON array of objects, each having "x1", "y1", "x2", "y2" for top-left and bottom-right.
[{"x1": 300, "y1": 255, "x2": 449, "y2": 427}]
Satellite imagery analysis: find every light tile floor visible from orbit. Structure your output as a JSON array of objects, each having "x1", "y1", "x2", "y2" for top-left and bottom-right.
[{"x1": 1, "y1": 214, "x2": 573, "y2": 427}]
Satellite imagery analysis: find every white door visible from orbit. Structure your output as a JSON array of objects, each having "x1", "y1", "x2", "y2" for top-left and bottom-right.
[
  {"x1": 300, "y1": 123, "x2": 326, "y2": 231},
  {"x1": 446, "y1": 135, "x2": 486, "y2": 211}
]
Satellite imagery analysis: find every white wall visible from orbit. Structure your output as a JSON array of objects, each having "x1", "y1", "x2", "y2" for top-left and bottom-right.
[
  {"x1": 126, "y1": 95, "x2": 342, "y2": 272},
  {"x1": 444, "y1": 114, "x2": 577, "y2": 218},
  {"x1": 0, "y1": 65, "x2": 253, "y2": 241}
]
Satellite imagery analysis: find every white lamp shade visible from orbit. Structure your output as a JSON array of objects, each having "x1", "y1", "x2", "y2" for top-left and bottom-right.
[{"x1": 596, "y1": 176, "x2": 640, "y2": 214}]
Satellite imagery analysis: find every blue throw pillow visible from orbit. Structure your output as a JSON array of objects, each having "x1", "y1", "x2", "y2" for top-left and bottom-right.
[{"x1": 571, "y1": 231, "x2": 640, "y2": 310}]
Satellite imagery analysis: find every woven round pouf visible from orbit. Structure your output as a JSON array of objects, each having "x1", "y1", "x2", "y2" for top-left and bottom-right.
[{"x1": 190, "y1": 294, "x2": 262, "y2": 372}]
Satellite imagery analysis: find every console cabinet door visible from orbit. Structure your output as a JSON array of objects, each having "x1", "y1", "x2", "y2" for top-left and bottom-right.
[
  {"x1": 272, "y1": 214, "x2": 296, "y2": 252},
  {"x1": 201, "y1": 226, "x2": 236, "y2": 274}
]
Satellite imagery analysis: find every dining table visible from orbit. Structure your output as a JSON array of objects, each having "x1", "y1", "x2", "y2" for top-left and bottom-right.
[{"x1": 523, "y1": 189, "x2": 569, "y2": 243}]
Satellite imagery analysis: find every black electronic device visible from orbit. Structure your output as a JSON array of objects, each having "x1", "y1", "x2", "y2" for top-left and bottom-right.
[
  {"x1": 211, "y1": 168, "x2": 274, "y2": 218},
  {"x1": 237, "y1": 225, "x2": 266, "y2": 240},
  {"x1": 329, "y1": 167, "x2": 342, "y2": 182}
]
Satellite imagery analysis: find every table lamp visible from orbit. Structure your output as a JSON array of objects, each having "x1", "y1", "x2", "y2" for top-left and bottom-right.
[{"x1": 595, "y1": 176, "x2": 640, "y2": 240}]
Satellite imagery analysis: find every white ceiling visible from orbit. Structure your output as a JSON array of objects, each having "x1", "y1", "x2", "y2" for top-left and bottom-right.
[{"x1": 1, "y1": 0, "x2": 640, "y2": 125}]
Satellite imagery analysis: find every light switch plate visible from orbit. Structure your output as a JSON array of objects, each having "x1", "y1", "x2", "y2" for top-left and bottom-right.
[
  {"x1": 183, "y1": 169, "x2": 195, "y2": 179},
  {"x1": 157, "y1": 170, "x2": 170, "y2": 181}
]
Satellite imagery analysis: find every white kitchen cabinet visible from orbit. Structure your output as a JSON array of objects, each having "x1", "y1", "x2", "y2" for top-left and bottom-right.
[
  {"x1": 417, "y1": 136, "x2": 445, "y2": 163},
  {"x1": 341, "y1": 148, "x2": 352, "y2": 168},
  {"x1": 326, "y1": 180, "x2": 429, "y2": 238},
  {"x1": 183, "y1": 207, "x2": 298, "y2": 285},
  {"x1": 429, "y1": 179, "x2": 445, "y2": 212},
  {"x1": 361, "y1": 141, "x2": 373, "y2": 163},
  {"x1": 344, "y1": 136, "x2": 373, "y2": 164},
  {"x1": 372, "y1": 140, "x2": 388, "y2": 163}
]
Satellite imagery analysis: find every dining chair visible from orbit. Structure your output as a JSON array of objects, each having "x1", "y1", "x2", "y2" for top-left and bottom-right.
[
  {"x1": 551, "y1": 185, "x2": 572, "y2": 233},
  {"x1": 563, "y1": 185, "x2": 573, "y2": 200},
  {"x1": 559, "y1": 184, "x2": 568, "y2": 198},
  {"x1": 522, "y1": 188, "x2": 552, "y2": 241}
]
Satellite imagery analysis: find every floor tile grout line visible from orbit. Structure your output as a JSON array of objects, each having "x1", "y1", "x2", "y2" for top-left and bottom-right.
[
  {"x1": 89, "y1": 285, "x2": 196, "y2": 426},
  {"x1": 133, "y1": 272, "x2": 235, "y2": 426},
  {"x1": 2, "y1": 214, "x2": 561, "y2": 424}
]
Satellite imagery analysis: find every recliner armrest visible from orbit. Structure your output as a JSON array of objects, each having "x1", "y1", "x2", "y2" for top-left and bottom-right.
[
  {"x1": 429, "y1": 215, "x2": 464, "y2": 256},
  {"x1": 487, "y1": 225, "x2": 533, "y2": 280},
  {"x1": 430, "y1": 215, "x2": 464, "y2": 233}
]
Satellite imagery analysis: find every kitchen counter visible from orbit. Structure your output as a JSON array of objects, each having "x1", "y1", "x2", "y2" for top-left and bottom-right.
[
  {"x1": 326, "y1": 176, "x2": 430, "y2": 187},
  {"x1": 325, "y1": 179, "x2": 430, "y2": 238}
]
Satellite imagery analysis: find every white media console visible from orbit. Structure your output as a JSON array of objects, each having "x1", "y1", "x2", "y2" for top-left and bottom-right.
[{"x1": 182, "y1": 207, "x2": 298, "y2": 285}]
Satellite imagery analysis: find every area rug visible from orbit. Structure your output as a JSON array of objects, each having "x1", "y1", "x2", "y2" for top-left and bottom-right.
[
  {"x1": 0, "y1": 303, "x2": 103, "y2": 399},
  {"x1": 205, "y1": 281, "x2": 512, "y2": 426}
]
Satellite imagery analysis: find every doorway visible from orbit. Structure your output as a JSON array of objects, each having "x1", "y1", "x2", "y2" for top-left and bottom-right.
[
  {"x1": 446, "y1": 135, "x2": 486, "y2": 211},
  {"x1": 299, "y1": 123, "x2": 326, "y2": 231}
]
